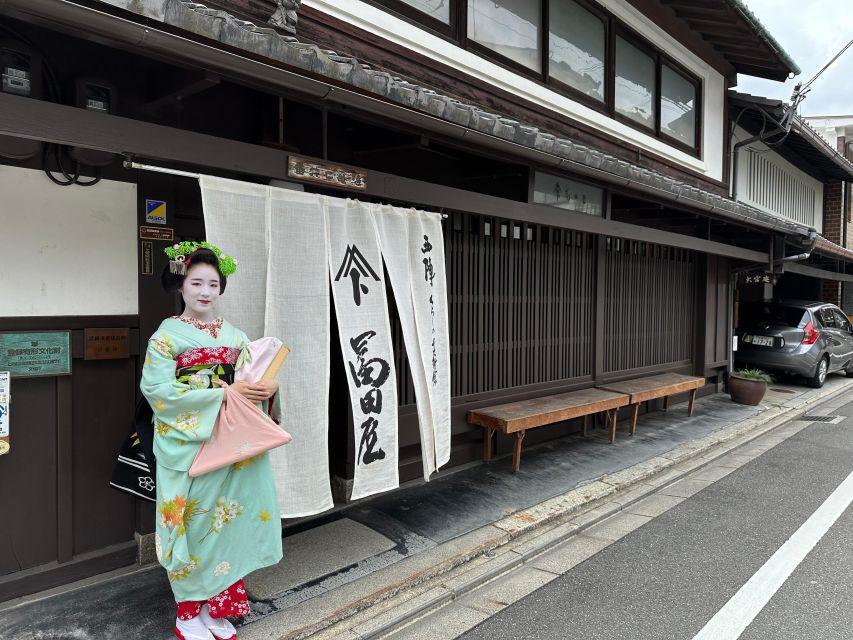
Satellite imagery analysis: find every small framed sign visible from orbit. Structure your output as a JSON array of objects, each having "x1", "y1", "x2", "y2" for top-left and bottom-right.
[
  {"x1": 0, "y1": 332, "x2": 71, "y2": 377},
  {"x1": 0, "y1": 371, "x2": 9, "y2": 456},
  {"x1": 141, "y1": 240, "x2": 154, "y2": 275},
  {"x1": 84, "y1": 328, "x2": 130, "y2": 360},
  {"x1": 145, "y1": 199, "x2": 168, "y2": 225},
  {"x1": 140, "y1": 226, "x2": 174, "y2": 241},
  {"x1": 287, "y1": 155, "x2": 367, "y2": 191}
]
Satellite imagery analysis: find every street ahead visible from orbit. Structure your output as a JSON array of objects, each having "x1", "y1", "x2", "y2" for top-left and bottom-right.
[{"x1": 395, "y1": 393, "x2": 853, "y2": 640}]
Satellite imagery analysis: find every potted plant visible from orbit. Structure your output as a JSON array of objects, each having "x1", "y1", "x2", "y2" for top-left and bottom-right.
[{"x1": 728, "y1": 368, "x2": 773, "y2": 406}]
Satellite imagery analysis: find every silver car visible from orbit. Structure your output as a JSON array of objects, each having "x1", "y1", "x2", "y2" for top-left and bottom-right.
[{"x1": 735, "y1": 301, "x2": 853, "y2": 387}]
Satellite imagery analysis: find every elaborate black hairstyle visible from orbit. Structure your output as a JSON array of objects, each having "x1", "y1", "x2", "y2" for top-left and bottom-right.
[{"x1": 161, "y1": 248, "x2": 228, "y2": 294}]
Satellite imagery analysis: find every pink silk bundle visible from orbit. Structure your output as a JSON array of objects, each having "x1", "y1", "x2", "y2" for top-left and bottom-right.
[
  {"x1": 188, "y1": 386, "x2": 292, "y2": 477},
  {"x1": 235, "y1": 337, "x2": 285, "y2": 382}
]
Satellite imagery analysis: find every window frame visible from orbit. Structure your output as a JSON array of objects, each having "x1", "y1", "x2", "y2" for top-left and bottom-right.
[
  {"x1": 366, "y1": 0, "x2": 460, "y2": 39},
  {"x1": 657, "y1": 54, "x2": 703, "y2": 156},
  {"x1": 611, "y1": 26, "x2": 659, "y2": 138},
  {"x1": 545, "y1": 0, "x2": 610, "y2": 113},
  {"x1": 463, "y1": 0, "x2": 546, "y2": 77},
  {"x1": 372, "y1": 0, "x2": 703, "y2": 155}
]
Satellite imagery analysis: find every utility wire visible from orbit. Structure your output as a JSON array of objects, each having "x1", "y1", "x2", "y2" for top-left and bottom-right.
[
  {"x1": 791, "y1": 37, "x2": 853, "y2": 113},
  {"x1": 801, "y1": 37, "x2": 853, "y2": 93}
]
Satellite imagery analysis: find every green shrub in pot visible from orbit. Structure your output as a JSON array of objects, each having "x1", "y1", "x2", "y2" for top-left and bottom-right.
[{"x1": 728, "y1": 368, "x2": 772, "y2": 405}]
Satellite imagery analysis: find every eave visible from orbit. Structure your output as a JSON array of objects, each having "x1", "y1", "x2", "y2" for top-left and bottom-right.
[{"x1": 660, "y1": 0, "x2": 800, "y2": 81}]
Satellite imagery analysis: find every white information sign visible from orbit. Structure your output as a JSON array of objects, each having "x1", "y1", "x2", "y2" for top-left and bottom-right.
[{"x1": 0, "y1": 371, "x2": 10, "y2": 455}]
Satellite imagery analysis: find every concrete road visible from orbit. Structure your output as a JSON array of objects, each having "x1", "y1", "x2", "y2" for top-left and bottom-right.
[{"x1": 393, "y1": 395, "x2": 853, "y2": 640}]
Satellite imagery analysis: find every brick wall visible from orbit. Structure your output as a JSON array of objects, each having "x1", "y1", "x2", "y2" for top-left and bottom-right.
[
  {"x1": 824, "y1": 179, "x2": 843, "y2": 244},
  {"x1": 823, "y1": 280, "x2": 842, "y2": 306}
]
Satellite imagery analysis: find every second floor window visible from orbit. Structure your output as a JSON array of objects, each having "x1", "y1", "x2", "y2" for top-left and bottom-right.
[
  {"x1": 467, "y1": 0, "x2": 542, "y2": 72},
  {"x1": 398, "y1": 0, "x2": 450, "y2": 24},
  {"x1": 548, "y1": 0, "x2": 605, "y2": 103},
  {"x1": 371, "y1": 0, "x2": 703, "y2": 155},
  {"x1": 615, "y1": 35, "x2": 656, "y2": 130}
]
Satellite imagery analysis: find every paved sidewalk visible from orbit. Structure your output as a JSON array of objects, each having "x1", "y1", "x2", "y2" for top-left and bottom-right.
[{"x1": 1, "y1": 376, "x2": 850, "y2": 640}]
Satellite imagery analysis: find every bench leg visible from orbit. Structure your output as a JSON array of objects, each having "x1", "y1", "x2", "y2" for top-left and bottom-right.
[
  {"x1": 582, "y1": 415, "x2": 588, "y2": 437},
  {"x1": 663, "y1": 395, "x2": 669, "y2": 412},
  {"x1": 512, "y1": 431, "x2": 526, "y2": 472},
  {"x1": 608, "y1": 410, "x2": 617, "y2": 444},
  {"x1": 483, "y1": 427, "x2": 494, "y2": 464},
  {"x1": 688, "y1": 389, "x2": 697, "y2": 416},
  {"x1": 630, "y1": 403, "x2": 640, "y2": 435}
]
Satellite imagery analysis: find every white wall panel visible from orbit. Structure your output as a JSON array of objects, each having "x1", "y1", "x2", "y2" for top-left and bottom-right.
[
  {"x1": 0, "y1": 165, "x2": 138, "y2": 316},
  {"x1": 733, "y1": 126, "x2": 823, "y2": 232}
]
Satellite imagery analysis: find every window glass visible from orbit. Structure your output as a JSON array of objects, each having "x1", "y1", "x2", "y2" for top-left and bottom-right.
[
  {"x1": 819, "y1": 307, "x2": 837, "y2": 328},
  {"x1": 615, "y1": 36, "x2": 655, "y2": 128},
  {"x1": 548, "y1": 0, "x2": 605, "y2": 102},
  {"x1": 534, "y1": 172, "x2": 604, "y2": 216},
  {"x1": 833, "y1": 309, "x2": 851, "y2": 332},
  {"x1": 397, "y1": 0, "x2": 450, "y2": 23},
  {"x1": 468, "y1": 0, "x2": 542, "y2": 71},
  {"x1": 739, "y1": 304, "x2": 806, "y2": 329},
  {"x1": 661, "y1": 64, "x2": 696, "y2": 146}
]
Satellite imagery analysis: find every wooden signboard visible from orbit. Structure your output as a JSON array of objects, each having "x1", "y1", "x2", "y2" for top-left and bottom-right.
[
  {"x1": 84, "y1": 328, "x2": 130, "y2": 360},
  {"x1": 287, "y1": 155, "x2": 367, "y2": 190},
  {"x1": 139, "y1": 225, "x2": 174, "y2": 241}
]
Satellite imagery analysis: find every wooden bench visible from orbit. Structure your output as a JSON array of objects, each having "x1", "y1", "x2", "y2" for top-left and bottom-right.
[
  {"x1": 597, "y1": 373, "x2": 705, "y2": 436},
  {"x1": 466, "y1": 388, "x2": 630, "y2": 472}
]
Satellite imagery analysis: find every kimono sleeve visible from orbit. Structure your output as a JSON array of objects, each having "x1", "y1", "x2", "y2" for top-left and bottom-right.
[{"x1": 140, "y1": 332, "x2": 224, "y2": 445}]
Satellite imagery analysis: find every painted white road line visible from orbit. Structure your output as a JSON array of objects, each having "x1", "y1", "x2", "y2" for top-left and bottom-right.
[{"x1": 692, "y1": 467, "x2": 853, "y2": 640}]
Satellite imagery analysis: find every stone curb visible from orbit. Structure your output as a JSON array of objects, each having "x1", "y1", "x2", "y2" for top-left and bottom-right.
[{"x1": 248, "y1": 380, "x2": 853, "y2": 640}]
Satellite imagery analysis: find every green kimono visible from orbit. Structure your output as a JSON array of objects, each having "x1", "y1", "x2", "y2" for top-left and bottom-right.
[{"x1": 141, "y1": 316, "x2": 283, "y2": 602}]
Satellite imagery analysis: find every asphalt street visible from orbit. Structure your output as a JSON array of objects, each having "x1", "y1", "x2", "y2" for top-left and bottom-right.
[{"x1": 455, "y1": 399, "x2": 853, "y2": 640}]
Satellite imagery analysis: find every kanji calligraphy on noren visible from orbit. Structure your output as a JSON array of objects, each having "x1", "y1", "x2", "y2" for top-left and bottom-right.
[
  {"x1": 334, "y1": 244, "x2": 381, "y2": 307},
  {"x1": 326, "y1": 198, "x2": 399, "y2": 500}
]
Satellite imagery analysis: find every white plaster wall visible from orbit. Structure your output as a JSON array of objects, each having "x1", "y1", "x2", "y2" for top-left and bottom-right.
[
  {"x1": 0, "y1": 166, "x2": 138, "y2": 316},
  {"x1": 732, "y1": 125, "x2": 824, "y2": 232},
  {"x1": 305, "y1": 0, "x2": 726, "y2": 182}
]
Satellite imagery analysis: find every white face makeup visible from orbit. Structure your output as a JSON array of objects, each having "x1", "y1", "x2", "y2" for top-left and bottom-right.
[{"x1": 179, "y1": 262, "x2": 222, "y2": 321}]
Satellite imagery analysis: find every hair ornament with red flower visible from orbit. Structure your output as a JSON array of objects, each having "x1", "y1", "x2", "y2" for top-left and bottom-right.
[{"x1": 164, "y1": 241, "x2": 237, "y2": 276}]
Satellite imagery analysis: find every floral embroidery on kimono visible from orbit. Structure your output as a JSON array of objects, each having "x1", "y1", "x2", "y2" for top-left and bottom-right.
[{"x1": 141, "y1": 316, "x2": 283, "y2": 602}]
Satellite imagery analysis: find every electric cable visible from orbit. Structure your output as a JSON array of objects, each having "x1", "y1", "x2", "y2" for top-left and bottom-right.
[{"x1": 1, "y1": 21, "x2": 103, "y2": 186}]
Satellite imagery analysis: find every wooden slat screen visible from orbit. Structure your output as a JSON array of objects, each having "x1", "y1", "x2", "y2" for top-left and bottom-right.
[
  {"x1": 602, "y1": 238, "x2": 695, "y2": 373},
  {"x1": 391, "y1": 212, "x2": 597, "y2": 405}
]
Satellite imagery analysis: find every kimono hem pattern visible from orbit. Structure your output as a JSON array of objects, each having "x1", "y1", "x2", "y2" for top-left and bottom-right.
[{"x1": 141, "y1": 317, "x2": 283, "y2": 602}]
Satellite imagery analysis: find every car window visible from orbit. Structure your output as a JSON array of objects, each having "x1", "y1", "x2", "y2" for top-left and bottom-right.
[
  {"x1": 819, "y1": 307, "x2": 837, "y2": 328},
  {"x1": 833, "y1": 309, "x2": 852, "y2": 332},
  {"x1": 739, "y1": 304, "x2": 807, "y2": 329}
]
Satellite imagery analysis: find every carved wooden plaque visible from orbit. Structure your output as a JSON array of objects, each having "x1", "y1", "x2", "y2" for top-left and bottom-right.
[
  {"x1": 84, "y1": 328, "x2": 130, "y2": 360},
  {"x1": 287, "y1": 155, "x2": 367, "y2": 190}
]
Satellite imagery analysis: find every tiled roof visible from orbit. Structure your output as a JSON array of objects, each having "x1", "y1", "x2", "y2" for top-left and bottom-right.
[{"x1": 106, "y1": 0, "x2": 816, "y2": 240}]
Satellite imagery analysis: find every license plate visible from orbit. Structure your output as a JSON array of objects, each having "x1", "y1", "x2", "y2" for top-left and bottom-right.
[{"x1": 748, "y1": 335, "x2": 774, "y2": 347}]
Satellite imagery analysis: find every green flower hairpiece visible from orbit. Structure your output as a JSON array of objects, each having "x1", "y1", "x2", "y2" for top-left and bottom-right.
[{"x1": 164, "y1": 241, "x2": 237, "y2": 277}]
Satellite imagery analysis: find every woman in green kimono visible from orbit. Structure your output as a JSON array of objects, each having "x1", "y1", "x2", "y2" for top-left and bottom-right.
[{"x1": 141, "y1": 243, "x2": 282, "y2": 640}]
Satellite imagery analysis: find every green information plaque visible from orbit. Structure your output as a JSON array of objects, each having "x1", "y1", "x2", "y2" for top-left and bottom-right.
[{"x1": 0, "y1": 332, "x2": 71, "y2": 377}]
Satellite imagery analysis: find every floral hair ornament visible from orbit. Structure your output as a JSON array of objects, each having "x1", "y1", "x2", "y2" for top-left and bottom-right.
[{"x1": 164, "y1": 241, "x2": 238, "y2": 277}]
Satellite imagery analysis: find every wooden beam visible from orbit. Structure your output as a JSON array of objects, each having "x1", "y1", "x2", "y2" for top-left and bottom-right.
[
  {"x1": 0, "y1": 92, "x2": 770, "y2": 262},
  {"x1": 784, "y1": 263, "x2": 853, "y2": 283}
]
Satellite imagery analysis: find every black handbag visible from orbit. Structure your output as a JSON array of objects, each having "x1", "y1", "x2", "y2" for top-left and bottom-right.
[{"x1": 109, "y1": 397, "x2": 157, "y2": 502}]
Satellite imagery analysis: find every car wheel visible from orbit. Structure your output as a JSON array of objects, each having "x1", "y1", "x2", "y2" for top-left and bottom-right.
[{"x1": 808, "y1": 357, "x2": 829, "y2": 388}]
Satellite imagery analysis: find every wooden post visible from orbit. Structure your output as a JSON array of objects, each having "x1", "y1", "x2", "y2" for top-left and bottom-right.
[
  {"x1": 663, "y1": 395, "x2": 669, "y2": 411},
  {"x1": 483, "y1": 427, "x2": 494, "y2": 463},
  {"x1": 608, "y1": 410, "x2": 617, "y2": 444},
  {"x1": 688, "y1": 389, "x2": 697, "y2": 416},
  {"x1": 582, "y1": 415, "x2": 588, "y2": 437},
  {"x1": 630, "y1": 403, "x2": 640, "y2": 435},
  {"x1": 512, "y1": 431, "x2": 526, "y2": 472}
]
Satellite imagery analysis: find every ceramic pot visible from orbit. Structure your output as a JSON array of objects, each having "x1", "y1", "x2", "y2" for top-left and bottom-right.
[{"x1": 728, "y1": 375, "x2": 768, "y2": 406}]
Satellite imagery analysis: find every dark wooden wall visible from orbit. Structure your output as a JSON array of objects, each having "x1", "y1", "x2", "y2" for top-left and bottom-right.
[{"x1": 0, "y1": 317, "x2": 140, "y2": 601}]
